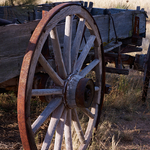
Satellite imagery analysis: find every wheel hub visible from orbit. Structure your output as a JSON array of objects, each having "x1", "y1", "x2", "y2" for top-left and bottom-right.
[{"x1": 64, "y1": 75, "x2": 95, "y2": 109}]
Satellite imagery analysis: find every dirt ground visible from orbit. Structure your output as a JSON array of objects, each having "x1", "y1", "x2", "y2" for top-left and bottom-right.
[
  {"x1": 111, "y1": 103, "x2": 150, "y2": 149},
  {"x1": 0, "y1": 97, "x2": 150, "y2": 150}
]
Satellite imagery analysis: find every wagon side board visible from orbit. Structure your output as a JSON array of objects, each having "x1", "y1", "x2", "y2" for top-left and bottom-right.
[
  {"x1": 0, "y1": 20, "x2": 39, "y2": 84},
  {"x1": 89, "y1": 11, "x2": 146, "y2": 43},
  {"x1": 0, "y1": 9, "x2": 146, "y2": 84}
]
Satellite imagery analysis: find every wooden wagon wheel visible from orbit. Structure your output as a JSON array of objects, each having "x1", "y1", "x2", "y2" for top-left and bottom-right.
[
  {"x1": 17, "y1": 3, "x2": 105, "y2": 150},
  {"x1": 142, "y1": 44, "x2": 150, "y2": 102}
]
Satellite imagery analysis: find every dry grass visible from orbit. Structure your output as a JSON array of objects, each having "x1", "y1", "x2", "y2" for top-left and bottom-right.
[
  {"x1": 36, "y1": 0, "x2": 150, "y2": 13},
  {"x1": 89, "y1": 0, "x2": 150, "y2": 10},
  {"x1": 1, "y1": 0, "x2": 150, "y2": 11},
  {"x1": 0, "y1": 54, "x2": 150, "y2": 149},
  {"x1": 87, "y1": 71, "x2": 144, "y2": 149}
]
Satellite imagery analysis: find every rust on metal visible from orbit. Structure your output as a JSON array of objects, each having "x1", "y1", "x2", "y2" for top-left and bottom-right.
[
  {"x1": 76, "y1": 78, "x2": 95, "y2": 108},
  {"x1": 17, "y1": 3, "x2": 106, "y2": 149},
  {"x1": 132, "y1": 16, "x2": 142, "y2": 45},
  {"x1": 18, "y1": 3, "x2": 80, "y2": 150},
  {"x1": 41, "y1": 10, "x2": 52, "y2": 60}
]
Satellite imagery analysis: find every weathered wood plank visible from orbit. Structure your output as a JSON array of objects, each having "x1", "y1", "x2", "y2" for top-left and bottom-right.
[
  {"x1": 71, "y1": 18, "x2": 85, "y2": 70},
  {"x1": 31, "y1": 89, "x2": 62, "y2": 96},
  {"x1": 72, "y1": 109, "x2": 85, "y2": 144},
  {"x1": 54, "y1": 108, "x2": 67, "y2": 150},
  {"x1": 84, "y1": 11, "x2": 146, "y2": 44},
  {"x1": 104, "y1": 41, "x2": 122, "y2": 53},
  {"x1": 0, "y1": 9, "x2": 146, "y2": 84},
  {"x1": 50, "y1": 27, "x2": 67, "y2": 79},
  {"x1": 0, "y1": 55, "x2": 23, "y2": 84},
  {"x1": 32, "y1": 97, "x2": 62, "y2": 133},
  {"x1": 64, "y1": 109, "x2": 73, "y2": 150},
  {"x1": 79, "y1": 59, "x2": 99, "y2": 77},
  {"x1": 105, "y1": 67, "x2": 129, "y2": 75},
  {"x1": 0, "y1": 20, "x2": 39, "y2": 58},
  {"x1": 0, "y1": 20, "x2": 39, "y2": 83},
  {"x1": 63, "y1": 15, "x2": 73, "y2": 75},
  {"x1": 80, "y1": 108, "x2": 94, "y2": 119},
  {"x1": 41, "y1": 103, "x2": 64, "y2": 150},
  {"x1": 38, "y1": 54, "x2": 64, "y2": 86},
  {"x1": 74, "y1": 35, "x2": 96, "y2": 73}
]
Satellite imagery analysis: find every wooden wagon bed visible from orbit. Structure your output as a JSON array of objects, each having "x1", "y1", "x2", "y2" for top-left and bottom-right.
[{"x1": 0, "y1": 2, "x2": 147, "y2": 84}]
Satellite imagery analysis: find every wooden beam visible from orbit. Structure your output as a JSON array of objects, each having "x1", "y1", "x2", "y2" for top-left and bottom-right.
[{"x1": 105, "y1": 67, "x2": 129, "y2": 75}]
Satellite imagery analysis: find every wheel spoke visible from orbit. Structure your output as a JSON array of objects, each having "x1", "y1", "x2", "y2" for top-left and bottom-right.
[
  {"x1": 63, "y1": 15, "x2": 73, "y2": 74},
  {"x1": 32, "y1": 97, "x2": 62, "y2": 133},
  {"x1": 74, "y1": 35, "x2": 96, "y2": 73},
  {"x1": 54, "y1": 109, "x2": 67, "y2": 150},
  {"x1": 79, "y1": 59, "x2": 99, "y2": 77},
  {"x1": 38, "y1": 54, "x2": 64, "y2": 86},
  {"x1": 50, "y1": 27, "x2": 67, "y2": 79},
  {"x1": 95, "y1": 86, "x2": 99, "y2": 92},
  {"x1": 18, "y1": 4, "x2": 104, "y2": 150},
  {"x1": 79, "y1": 104, "x2": 98, "y2": 150},
  {"x1": 84, "y1": 105, "x2": 98, "y2": 139},
  {"x1": 41, "y1": 103, "x2": 64, "y2": 150},
  {"x1": 80, "y1": 108, "x2": 94, "y2": 119},
  {"x1": 72, "y1": 109, "x2": 85, "y2": 144},
  {"x1": 71, "y1": 18, "x2": 85, "y2": 70},
  {"x1": 32, "y1": 89, "x2": 62, "y2": 96},
  {"x1": 64, "y1": 109, "x2": 73, "y2": 150}
]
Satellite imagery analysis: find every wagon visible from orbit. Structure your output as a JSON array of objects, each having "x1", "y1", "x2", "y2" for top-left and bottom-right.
[{"x1": 0, "y1": 1, "x2": 149, "y2": 149}]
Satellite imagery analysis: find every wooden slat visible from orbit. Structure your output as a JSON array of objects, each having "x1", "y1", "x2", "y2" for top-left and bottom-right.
[
  {"x1": 71, "y1": 18, "x2": 85, "y2": 70},
  {"x1": 93, "y1": 11, "x2": 145, "y2": 43},
  {"x1": 50, "y1": 27, "x2": 67, "y2": 79},
  {"x1": 104, "y1": 41, "x2": 122, "y2": 53},
  {"x1": 32, "y1": 97, "x2": 62, "y2": 133},
  {"x1": 41, "y1": 103, "x2": 64, "y2": 150},
  {"x1": 64, "y1": 109, "x2": 73, "y2": 150},
  {"x1": 74, "y1": 35, "x2": 96, "y2": 73},
  {"x1": 105, "y1": 67, "x2": 129, "y2": 75},
  {"x1": 72, "y1": 109, "x2": 85, "y2": 144},
  {"x1": 0, "y1": 20, "x2": 39, "y2": 58},
  {"x1": 31, "y1": 89, "x2": 62, "y2": 96},
  {"x1": 79, "y1": 59, "x2": 99, "y2": 77},
  {"x1": 54, "y1": 109, "x2": 67, "y2": 150},
  {"x1": 0, "y1": 20, "x2": 39, "y2": 84},
  {"x1": 0, "y1": 8, "x2": 146, "y2": 84},
  {"x1": 0, "y1": 55, "x2": 23, "y2": 84},
  {"x1": 38, "y1": 54, "x2": 64, "y2": 86},
  {"x1": 63, "y1": 15, "x2": 73, "y2": 75},
  {"x1": 79, "y1": 104, "x2": 98, "y2": 150},
  {"x1": 80, "y1": 108, "x2": 94, "y2": 119}
]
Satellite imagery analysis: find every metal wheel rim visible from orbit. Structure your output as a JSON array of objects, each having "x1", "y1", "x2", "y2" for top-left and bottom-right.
[{"x1": 17, "y1": 3, "x2": 105, "y2": 150}]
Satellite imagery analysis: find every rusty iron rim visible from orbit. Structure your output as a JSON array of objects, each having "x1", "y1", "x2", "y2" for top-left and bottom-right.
[{"x1": 17, "y1": 3, "x2": 105, "y2": 149}]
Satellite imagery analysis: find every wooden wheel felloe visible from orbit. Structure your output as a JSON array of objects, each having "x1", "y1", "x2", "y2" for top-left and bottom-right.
[
  {"x1": 142, "y1": 44, "x2": 150, "y2": 102},
  {"x1": 17, "y1": 3, "x2": 105, "y2": 150}
]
